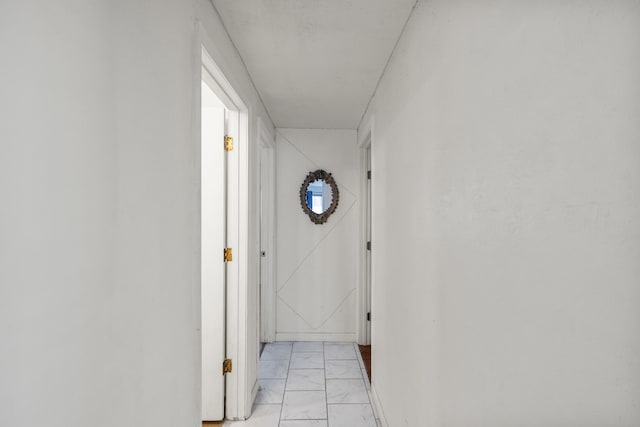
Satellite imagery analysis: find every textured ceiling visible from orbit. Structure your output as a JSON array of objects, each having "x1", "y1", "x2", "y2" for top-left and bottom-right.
[{"x1": 211, "y1": 0, "x2": 416, "y2": 129}]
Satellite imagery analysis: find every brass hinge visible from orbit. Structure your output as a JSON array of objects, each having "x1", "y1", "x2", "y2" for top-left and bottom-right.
[
  {"x1": 224, "y1": 135, "x2": 233, "y2": 151},
  {"x1": 224, "y1": 247, "x2": 233, "y2": 262},
  {"x1": 223, "y1": 358, "x2": 232, "y2": 374},
  {"x1": 367, "y1": 170, "x2": 371, "y2": 180}
]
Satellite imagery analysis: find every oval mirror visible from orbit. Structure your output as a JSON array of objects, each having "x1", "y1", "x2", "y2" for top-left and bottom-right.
[{"x1": 299, "y1": 170, "x2": 339, "y2": 224}]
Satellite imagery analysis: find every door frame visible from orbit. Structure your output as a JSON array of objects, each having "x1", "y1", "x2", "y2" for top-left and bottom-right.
[
  {"x1": 258, "y1": 118, "x2": 277, "y2": 343},
  {"x1": 357, "y1": 117, "x2": 374, "y2": 345},
  {"x1": 200, "y1": 75, "x2": 228, "y2": 421},
  {"x1": 195, "y1": 22, "x2": 251, "y2": 421}
]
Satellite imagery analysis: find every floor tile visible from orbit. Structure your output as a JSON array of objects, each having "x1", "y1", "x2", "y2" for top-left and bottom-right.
[
  {"x1": 286, "y1": 369, "x2": 325, "y2": 391},
  {"x1": 279, "y1": 421, "x2": 328, "y2": 427},
  {"x1": 255, "y1": 379, "x2": 286, "y2": 404},
  {"x1": 223, "y1": 404, "x2": 281, "y2": 426},
  {"x1": 325, "y1": 360, "x2": 362, "y2": 379},
  {"x1": 324, "y1": 343, "x2": 356, "y2": 360},
  {"x1": 261, "y1": 344, "x2": 293, "y2": 361},
  {"x1": 281, "y1": 391, "x2": 327, "y2": 420},
  {"x1": 231, "y1": 341, "x2": 379, "y2": 426},
  {"x1": 259, "y1": 359, "x2": 289, "y2": 379},
  {"x1": 292, "y1": 341, "x2": 323, "y2": 353},
  {"x1": 289, "y1": 352, "x2": 324, "y2": 369},
  {"x1": 327, "y1": 404, "x2": 376, "y2": 427},
  {"x1": 326, "y1": 379, "x2": 369, "y2": 404}
]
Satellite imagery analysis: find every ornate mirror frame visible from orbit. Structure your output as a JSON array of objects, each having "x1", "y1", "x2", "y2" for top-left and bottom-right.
[{"x1": 299, "y1": 169, "x2": 340, "y2": 224}]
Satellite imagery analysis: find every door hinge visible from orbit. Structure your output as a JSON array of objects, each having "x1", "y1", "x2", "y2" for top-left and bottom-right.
[
  {"x1": 223, "y1": 358, "x2": 232, "y2": 374},
  {"x1": 367, "y1": 170, "x2": 371, "y2": 180},
  {"x1": 224, "y1": 135, "x2": 233, "y2": 151},
  {"x1": 367, "y1": 312, "x2": 371, "y2": 321},
  {"x1": 224, "y1": 247, "x2": 233, "y2": 262},
  {"x1": 366, "y1": 241, "x2": 371, "y2": 251}
]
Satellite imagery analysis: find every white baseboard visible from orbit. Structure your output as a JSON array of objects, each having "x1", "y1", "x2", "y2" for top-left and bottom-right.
[
  {"x1": 370, "y1": 383, "x2": 389, "y2": 427},
  {"x1": 250, "y1": 378, "x2": 259, "y2": 409},
  {"x1": 275, "y1": 332, "x2": 356, "y2": 342}
]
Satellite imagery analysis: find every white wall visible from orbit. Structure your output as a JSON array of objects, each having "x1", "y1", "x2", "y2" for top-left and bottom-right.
[
  {"x1": 360, "y1": 1, "x2": 640, "y2": 426},
  {"x1": 0, "y1": 2, "x2": 117, "y2": 426},
  {"x1": 0, "y1": 1, "x2": 273, "y2": 426},
  {"x1": 275, "y1": 129, "x2": 359, "y2": 341}
]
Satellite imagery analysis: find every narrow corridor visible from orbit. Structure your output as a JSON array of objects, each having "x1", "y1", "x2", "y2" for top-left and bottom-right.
[{"x1": 224, "y1": 342, "x2": 379, "y2": 427}]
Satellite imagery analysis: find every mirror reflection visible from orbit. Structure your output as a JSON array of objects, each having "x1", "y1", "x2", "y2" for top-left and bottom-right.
[
  {"x1": 305, "y1": 179, "x2": 333, "y2": 214},
  {"x1": 299, "y1": 169, "x2": 339, "y2": 224}
]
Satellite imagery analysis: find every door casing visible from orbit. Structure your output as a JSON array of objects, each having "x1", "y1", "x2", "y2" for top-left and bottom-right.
[
  {"x1": 200, "y1": 76, "x2": 227, "y2": 421},
  {"x1": 196, "y1": 22, "x2": 252, "y2": 421},
  {"x1": 357, "y1": 117, "x2": 374, "y2": 346}
]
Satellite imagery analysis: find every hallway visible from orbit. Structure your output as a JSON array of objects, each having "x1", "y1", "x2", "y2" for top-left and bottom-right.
[
  {"x1": 224, "y1": 342, "x2": 378, "y2": 427},
  {"x1": 3, "y1": 1, "x2": 640, "y2": 426}
]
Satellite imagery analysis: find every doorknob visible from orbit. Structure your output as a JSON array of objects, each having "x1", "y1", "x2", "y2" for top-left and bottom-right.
[{"x1": 261, "y1": 251, "x2": 266, "y2": 257}]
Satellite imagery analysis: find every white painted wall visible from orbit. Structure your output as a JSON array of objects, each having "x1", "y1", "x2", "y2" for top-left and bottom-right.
[
  {"x1": 0, "y1": 1, "x2": 273, "y2": 425},
  {"x1": 360, "y1": 1, "x2": 640, "y2": 426},
  {"x1": 0, "y1": 3, "x2": 117, "y2": 426},
  {"x1": 276, "y1": 129, "x2": 359, "y2": 341}
]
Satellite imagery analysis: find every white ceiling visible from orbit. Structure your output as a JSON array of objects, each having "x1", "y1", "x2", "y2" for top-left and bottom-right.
[{"x1": 211, "y1": 0, "x2": 417, "y2": 129}]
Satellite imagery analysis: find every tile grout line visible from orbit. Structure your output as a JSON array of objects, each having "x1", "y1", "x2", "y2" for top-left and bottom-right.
[
  {"x1": 323, "y1": 341, "x2": 330, "y2": 427},
  {"x1": 277, "y1": 343, "x2": 293, "y2": 426},
  {"x1": 261, "y1": 342, "x2": 376, "y2": 426}
]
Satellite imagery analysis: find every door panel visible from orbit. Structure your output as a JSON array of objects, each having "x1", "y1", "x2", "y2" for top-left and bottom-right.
[
  {"x1": 366, "y1": 146, "x2": 372, "y2": 344},
  {"x1": 259, "y1": 144, "x2": 273, "y2": 343},
  {"x1": 201, "y1": 80, "x2": 226, "y2": 421}
]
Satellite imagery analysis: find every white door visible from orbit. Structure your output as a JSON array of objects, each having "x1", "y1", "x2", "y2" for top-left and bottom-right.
[
  {"x1": 201, "y1": 79, "x2": 228, "y2": 421},
  {"x1": 259, "y1": 138, "x2": 276, "y2": 343},
  {"x1": 365, "y1": 146, "x2": 372, "y2": 344},
  {"x1": 259, "y1": 147, "x2": 268, "y2": 342}
]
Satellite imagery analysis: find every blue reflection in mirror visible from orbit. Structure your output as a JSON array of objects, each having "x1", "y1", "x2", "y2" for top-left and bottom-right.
[{"x1": 305, "y1": 179, "x2": 333, "y2": 214}]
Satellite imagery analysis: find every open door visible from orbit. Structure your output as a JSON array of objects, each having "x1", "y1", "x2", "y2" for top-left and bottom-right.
[
  {"x1": 365, "y1": 145, "x2": 372, "y2": 346},
  {"x1": 201, "y1": 77, "x2": 228, "y2": 421},
  {"x1": 259, "y1": 120, "x2": 276, "y2": 344},
  {"x1": 199, "y1": 39, "x2": 253, "y2": 421},
  {"x1": 357, "y1": 132, "x2": 373, "y2": 380},
  {"x1": 363, "y1": 145, "x2": 373, "y2": 381}
]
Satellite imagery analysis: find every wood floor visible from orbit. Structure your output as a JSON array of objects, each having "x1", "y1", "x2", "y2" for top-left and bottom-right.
[{"x1": 358, "y1": 344, "x2": 371, "y2": 382}]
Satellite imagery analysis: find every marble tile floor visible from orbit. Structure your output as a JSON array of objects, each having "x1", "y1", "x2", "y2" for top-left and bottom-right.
[{"x1": 223, "y1": 342, "x2": 381, "y2": 427}]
